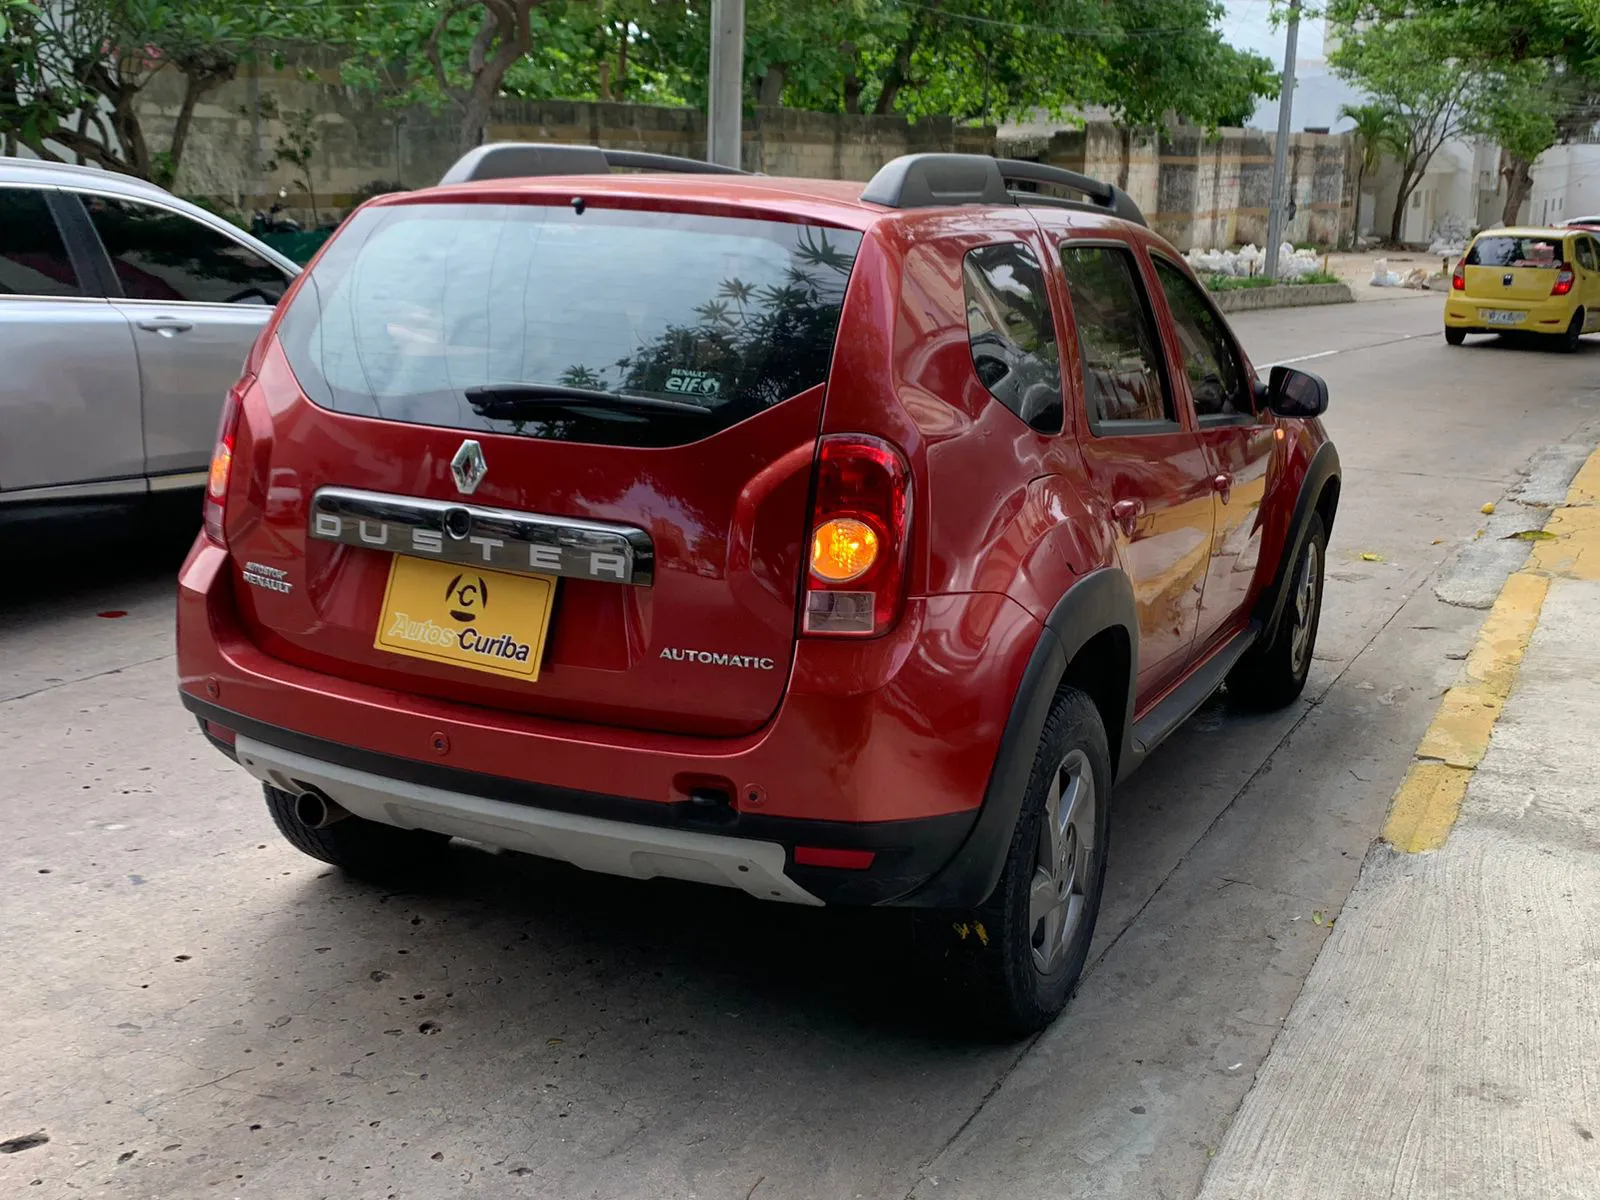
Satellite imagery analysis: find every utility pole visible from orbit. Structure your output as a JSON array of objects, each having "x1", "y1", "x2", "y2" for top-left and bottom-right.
[
  {"x1": 1264, "y1": 0, "x2": 1301, "y2": 279},
  {"x1": 707, "y1": 0, "x2": 745, "y2": 169}
]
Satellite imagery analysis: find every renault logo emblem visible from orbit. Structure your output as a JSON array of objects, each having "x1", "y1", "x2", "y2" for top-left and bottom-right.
[{"x1": 450, "y1": 440, "x2": 487, "y2": 495}]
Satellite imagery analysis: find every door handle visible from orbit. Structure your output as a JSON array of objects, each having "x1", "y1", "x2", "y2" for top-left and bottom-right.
[
  {"x1": 1111, "y1": 498, "x2": 1144, "y2": 537},
  {"x1": 136, "y1": 317, "x2": 194, "y2": 337},
  {"x1": 1213, "y1": 473, "x2": 1233, "y2": 503}
]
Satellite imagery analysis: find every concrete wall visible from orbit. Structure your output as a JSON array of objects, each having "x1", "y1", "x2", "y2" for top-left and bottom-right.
[
  {"x1": 117, "y1": 55, "x2": 1352, "y2": 248},
  {"x1": 133, "y1": 60, "x2": 991, "y2": 219},
  {"x1": 1005, "y1": 124, "x2": 1355, "y2": 250}
]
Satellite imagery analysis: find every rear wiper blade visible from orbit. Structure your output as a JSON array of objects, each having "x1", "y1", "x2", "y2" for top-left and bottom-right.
[{"x1": 465, "y1": 384, "x2": 712, "y2": 418}]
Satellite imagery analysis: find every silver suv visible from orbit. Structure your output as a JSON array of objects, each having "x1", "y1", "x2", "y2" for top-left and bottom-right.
[{"x1": 0, "y1": 158, "x2": 299, "y2": 526}]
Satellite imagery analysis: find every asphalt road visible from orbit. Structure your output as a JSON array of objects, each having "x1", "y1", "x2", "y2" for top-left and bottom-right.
[{"x1": 4, "y1": 293, "x2": 1598, "y2": 1200}]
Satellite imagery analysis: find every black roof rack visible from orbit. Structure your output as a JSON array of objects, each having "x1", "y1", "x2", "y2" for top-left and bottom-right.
[
  {"x1": 859, "y1": 153, "x2": 1146, "y2": 227},
  {"x1": 439, "y1": 142, "x2": 750, "y2": 186}
]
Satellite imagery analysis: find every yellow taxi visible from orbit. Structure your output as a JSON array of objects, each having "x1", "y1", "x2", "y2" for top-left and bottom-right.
[{"x1": 1444, "y1": 226, "x2": 1600, "y2": 351}]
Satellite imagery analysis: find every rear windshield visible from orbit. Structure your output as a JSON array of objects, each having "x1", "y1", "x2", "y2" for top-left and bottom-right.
[
  {"x1": 1466, "y1": 236, "x2": 1565, "y2": 267},
  {"x1": 276, "y1": 202, "x2": 862, "y2": 447}
]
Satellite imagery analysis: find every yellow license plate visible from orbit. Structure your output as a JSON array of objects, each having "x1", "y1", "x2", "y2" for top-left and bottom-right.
[{"x1": 375, "y1": 556, "x2": 555, "y2": 681}]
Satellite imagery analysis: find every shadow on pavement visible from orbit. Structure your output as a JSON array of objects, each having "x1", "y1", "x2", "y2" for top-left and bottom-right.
[{"x1": 0, "y1": 505, "x2": 196, "y2": 620}]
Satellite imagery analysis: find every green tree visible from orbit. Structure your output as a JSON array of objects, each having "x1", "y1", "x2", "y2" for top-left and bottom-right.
[
  {"x1": 1339, "y1": 101, "x2": 1401, "y2": 233},
  {"x1": 1327, "y1": 17, "x2": 1476, "y2": 242},
  {"x1": 0, "y1": 0, "x2": 327, "y2": 184},
  {"x1": 1328, "y1": 0, "x2": 1600, "y2": 231},
  {"x1": 268, "y1": 107, "x2": 325, "y2": 224},
  {"x1": 337, "y1": 0, "x2": 1276, "y2": 135}
]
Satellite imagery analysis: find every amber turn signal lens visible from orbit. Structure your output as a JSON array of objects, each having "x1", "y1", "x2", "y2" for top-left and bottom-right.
[
  {"x1": 207, "y1": 441, "x2": 232, "y2": 499},
  {"x1": 810, "y1": 517, "x2": 880, "y2": 583}
]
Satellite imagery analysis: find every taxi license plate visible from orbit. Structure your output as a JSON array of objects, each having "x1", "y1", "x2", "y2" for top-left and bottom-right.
[
  {"x1": 375, "y1": 555, "x2": 554, "y2": 681},
  {"x1": 1480, "y1": 309, "x2": 1526, "y2": 325}
]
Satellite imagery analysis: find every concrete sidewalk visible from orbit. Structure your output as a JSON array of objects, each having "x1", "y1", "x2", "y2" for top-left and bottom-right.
[{"x1": 1197, "y1": 458, "x2": 1600, "y2": 1198}]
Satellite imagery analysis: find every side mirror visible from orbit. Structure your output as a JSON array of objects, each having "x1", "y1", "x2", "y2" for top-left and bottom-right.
[{"x1": 1266, "y1": 365, "x2": 1329, "y2": 418}]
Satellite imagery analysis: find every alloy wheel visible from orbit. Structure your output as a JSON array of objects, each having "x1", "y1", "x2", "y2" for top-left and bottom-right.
[
  {"x1": 1030, "y1": 748, "x2": 1097, "y2": 974},
  {"x1": 1289, "y1": 538, "x2": 1321, "y2": 676}
]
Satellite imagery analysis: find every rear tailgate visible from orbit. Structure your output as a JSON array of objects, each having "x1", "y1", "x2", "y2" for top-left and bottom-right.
[
  {"x1": 224, "y1": 195, "x2": 866, "y2": 737},
  {"x1": 1464, "y1": 233, "x2": 1567, "y2": 303}
]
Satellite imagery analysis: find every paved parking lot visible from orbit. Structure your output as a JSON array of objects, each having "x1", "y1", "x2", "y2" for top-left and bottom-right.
[{"x1": 5, "y1": 296, "x2": 1599, "y2": 1199}]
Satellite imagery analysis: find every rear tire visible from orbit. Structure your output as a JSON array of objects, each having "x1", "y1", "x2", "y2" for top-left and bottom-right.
[
  {"x1": 924, "y1": 688, "x2": 1112, "y2": 1038},
  {"x1": 264, "y1": 784, "x2": 449, "y2": 884},
  {"x1": 1444, "y1": 327, "x2": 1466, "y2": 346},
  {"x1": 1560, "y1": 310, "x2": 1584, "y2": 353},
  {"x1": 1229, "y1": 512, "x2": 1326, "y2": 711}
]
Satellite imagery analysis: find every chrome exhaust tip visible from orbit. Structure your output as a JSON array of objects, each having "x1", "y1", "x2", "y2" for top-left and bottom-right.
[{"x1": 293, "y1": 787, "x2": 350, "y2": 829}]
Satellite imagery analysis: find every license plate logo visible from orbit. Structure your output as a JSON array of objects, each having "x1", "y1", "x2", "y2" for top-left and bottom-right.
[{"x1": 376, "y1": 556, "x2": 554, "y2": 680}]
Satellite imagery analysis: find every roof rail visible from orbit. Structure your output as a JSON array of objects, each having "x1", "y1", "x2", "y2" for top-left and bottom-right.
[
  {"x1": 859, "y1": 153, "x2": 1146, "y2": 227},
  {"x1": 439, "y1": 142, "x2": 750, "y2": 186}
]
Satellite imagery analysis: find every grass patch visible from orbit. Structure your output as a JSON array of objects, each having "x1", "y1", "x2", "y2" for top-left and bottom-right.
[{"x1": 1202, "y1": 271, "x2": 1341, "y2": 292}]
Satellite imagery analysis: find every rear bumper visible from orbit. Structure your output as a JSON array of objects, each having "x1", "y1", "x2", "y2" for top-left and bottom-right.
[
  {"x1": 178, "y1": 540, "x2": 1046, "y2": 906},
  {"x1": 193, "y1": 702, "x2": 976, "y2": 906},
  {"x1": 1444, "y1": 296, "x2": 1576, "y2": 332}
]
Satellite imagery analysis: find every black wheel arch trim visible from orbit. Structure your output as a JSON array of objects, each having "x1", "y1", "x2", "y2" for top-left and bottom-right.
[
  {"x1": 1257, "y1": 440, "x2": 1340, "y2": 645},
  {"x1": 905, "y1": 568, "x2": 1139, "y2": 910}
]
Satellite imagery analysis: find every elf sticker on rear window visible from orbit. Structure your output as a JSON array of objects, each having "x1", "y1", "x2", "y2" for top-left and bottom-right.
[{"x1": 665, "y1": 368, "x2": 722, "y2": 396}]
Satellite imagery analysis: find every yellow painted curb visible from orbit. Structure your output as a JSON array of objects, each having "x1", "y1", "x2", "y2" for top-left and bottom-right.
[
  {"x1": 1383, "y1": 761, "x2": 1472, "y2": 853},
  {"x1": 1382, "y1": 445, "x2": 1600, "y2": 853},
  {"x1": 1413, "y1": 571, "x2": 1547, "y2": 770},
  {"x1": 1529, "y1": 505, "x2": 1600, "y2": 581},
  {"x1": 1564, "y1": 448, "x2": 1600, "y2": 506}
]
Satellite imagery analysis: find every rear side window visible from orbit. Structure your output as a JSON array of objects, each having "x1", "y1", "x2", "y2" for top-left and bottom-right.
[
  {"x1": 1153, "y1": 258, "x2": 1251, "y2": 419},
  {"x1": 1577, "y1": 238, "x2": 1597, "y2": 270},
  {"x1": 0, "y1": 189, "x2": 83, "y2": 298},
  {"x1": 1058, "y1": 244, "x2": 1175, "y2": 428},
  {"x1": 963, "y1": 242, "x2": 1063, "y2": 432},
  {"x1": 1466, "y1": 236, "x2": 1565, "y2": 268},
  {"x1": 81, "y1": 195, "x2": 289, "y2": 304},
  {"x1": 277, "y1": 203, "x2": 863, "y2": 448}
]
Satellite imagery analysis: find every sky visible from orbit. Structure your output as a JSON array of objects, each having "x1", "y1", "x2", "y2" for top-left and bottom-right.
[{"x1": 1220, "y1": 0, "x2": 1326, "y2": 70}]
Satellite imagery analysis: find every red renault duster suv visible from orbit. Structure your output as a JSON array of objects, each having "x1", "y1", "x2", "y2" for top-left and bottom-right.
[{"x1": 177, "y1": 146, "x2": 1339, "y2": 1035}]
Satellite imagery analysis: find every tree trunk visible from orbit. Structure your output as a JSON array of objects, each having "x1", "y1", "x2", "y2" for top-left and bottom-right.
[
  {"x1": 1501, "y1": 153, "x2": 1534, "y2": 226},
  {"x1": 168, "y1": 76, "x2": 214, "y2": 188},
  {"x1": 1389, "y1": 162, "x2": 1418, "y2": 245},
  {"x1": 757, "y1": 65, "x2": 785, "y2": 106},
  {"x1": 454, "y1": 2, "x2": 537, "y2": 153},
  {"x1": 840, "y1": 42, "x2": 862, "y2": 114},
  {"x1": 1353, "y1": 161, "x2": 1365, "y2": 236},
  {"x1": 459, "y1": 82, "x2": 496, "y2": 151},
  {"x1": 873, "y1": 7, "x2": 929, "y2": 116}
]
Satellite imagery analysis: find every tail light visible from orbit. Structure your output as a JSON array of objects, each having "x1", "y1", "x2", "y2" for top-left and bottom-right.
[
  {"x1": 1552, "y1": 266, "x2": 1575, "y2": 296},
  {"x1": 1451, "y1": 261, "x2": 1465, "y2": 290},
  {"x1": 802, "y1": 435, "x2": 911, "y2": 637},
  {"x1": 202, "y1": 381, "x2": 247, "y2": 545}
]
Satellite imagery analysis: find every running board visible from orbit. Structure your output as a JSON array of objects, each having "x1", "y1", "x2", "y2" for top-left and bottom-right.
[{"x1": 1126, "y1": 623, "x2": 1260, "y2": 772}]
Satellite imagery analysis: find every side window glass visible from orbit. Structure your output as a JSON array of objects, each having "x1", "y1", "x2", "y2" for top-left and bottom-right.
[
  {"x1": 1153, "y1": 257, "x2": 1251, "y2": 418},
  {"x1": 963, "y1": 242, "x2": 1063, "y2": 433},
  {"x1": 1058, "y1": 244, "x2": 1175, "y2": 428},
  {"x1": 82, "y1": 196, "x2": 288, "y2": 305},
  {"x1": 0, "y1": 189, "x2": 84, "y2": 298},
  {"x1": 1577, "y1": 238, "x2": 1597, "y2": 271}
]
